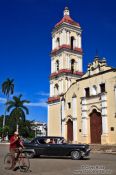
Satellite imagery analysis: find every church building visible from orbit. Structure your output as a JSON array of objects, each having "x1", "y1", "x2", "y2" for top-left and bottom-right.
[{"x1": 48, "y1": 7, "x2": 116, "y2": 144}]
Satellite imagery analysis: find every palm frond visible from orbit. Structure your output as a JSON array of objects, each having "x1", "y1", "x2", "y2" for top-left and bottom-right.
[
  {"x1": 2, "y1": 78, "x2": 14, "y2": 96},
  {"x1": 21, "y1": 106, "x2": 29, "y2": 114},
  {"x1": 22, "y1": 100, "x2": 30, "y2": 104},
  {"x1": 7, "y1": 104, "x2": 15, "y2": 112},
  {"x1": 6, "y1": 94, "x2": 29, "y2": 122}
]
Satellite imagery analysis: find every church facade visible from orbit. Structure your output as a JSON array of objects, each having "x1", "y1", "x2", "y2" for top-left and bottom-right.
[{"x1": 48, "y1": 7, "x2": 116, "y2": 144}]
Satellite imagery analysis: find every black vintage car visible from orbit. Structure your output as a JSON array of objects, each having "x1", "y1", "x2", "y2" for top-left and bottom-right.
[{"x1": 23, "y1": 136, "x2": 91, "y2": 160}]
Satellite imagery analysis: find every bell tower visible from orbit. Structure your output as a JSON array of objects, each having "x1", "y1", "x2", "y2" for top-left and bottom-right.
[
  {"x1": 48, "y1": 7, "x2": 83, "y2": 136},
  {"x1": 48, "y1": 7, "x2": 83, "y2": 101}
]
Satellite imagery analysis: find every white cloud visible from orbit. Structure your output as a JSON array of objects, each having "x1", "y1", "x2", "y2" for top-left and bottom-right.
[
  {"x1": 27, "y1": 99, "x2": 47, "y2": 108},
  {"x1": 27, "y1": 102, "x2": 47, "y2": 107},
  {"x1": 27, "y1": 91, "x2": 49, "y2": 108},
  {"x1": 36, "y1": 91, "x2": 49, "y2": 96},
  {"x1": 0, "y1": 97, "x2": 6, "y2": 104}
]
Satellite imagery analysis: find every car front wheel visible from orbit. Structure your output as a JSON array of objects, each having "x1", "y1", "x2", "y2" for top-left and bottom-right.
[
  {"x1": 71, "y1": 150, "x2": 81, "y2": 160},
  {"x1": 26, "y1": 152, "x2": 35, "y2": 158}
]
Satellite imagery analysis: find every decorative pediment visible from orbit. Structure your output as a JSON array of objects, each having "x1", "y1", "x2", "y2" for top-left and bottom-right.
[
  {"x1": 88, "y1": 56, "x2": 106, "y2": 72},
  {"x1": 83, "y1": 56, "x2": 112, "y2": 78}
]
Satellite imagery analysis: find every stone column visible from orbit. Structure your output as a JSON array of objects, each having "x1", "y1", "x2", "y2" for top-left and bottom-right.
[
  {"x1": 101, "y1": 93, "x2": 109, "y2": 144},
  {"x1": 51, "y1": 60, "x2": 54, "y2": 73},
  {"x1": 67, "y1": 31, "x2": 70, "y2": 45},
  {"x1": 61, "y1": 98, "x2": 65, "y2": 137},
  {"x1": 60, "y1": 57, "x2": 63, "y2": 69},
  {"x1": 52, "y1": 37, "x2": 55, "y2": 50},
  {"x1": 72, "y1": 94, "x2": 77, "y2": 142},
  {"x1": 75, "y1": 61, "x2": 78, "y2": 71},
  {"x1": 75, "y1": 36, "x2": 78, "y2": 48},
  {"x1": 82, "y1": 117, "x2": 87, "y2": 135},
  {"x1": 101, "y1": 94, "x2": 108, "y2": 134},
  {"x1": 73, "y1": 39, "x2": 76, "y2": 48},
  {"x1": 61, "y1": 79, "x2": 63, "y2": 93},
  {"x1": 65, "y1": 79, "x2": 67, "y2": 92},
  {"x1": 114, "y1": 87, "x2": 116, "y2": 114},
  {"x1": 47, "y1": 105, "x2": 50, "y2": 135},
  {"x1": 60, "y1": 31, "x2": 63, "y2": 46},
  {"x1": 50, "y1": 83, "x2": 52, "y2": 97},
  {"x1": 67, "y1": 56, "x2": 70, "y2": 69},
  {"x1": 52, "y1": 59, "x2": 54, "y2": 73},
  {"x1": 97, "y1": 84, "x2": 101, "y2": 94},
  {"x1": 54, "y1": 36, "x2": 56, "y2": 49},
  {"x1": 81, "y1": 98, "x2": 88, "y2": 136},
  {"x1": 114, "y1": 86, "x2": 116, "y2": 116},
  {"x1": 62, "y1": 29, "x2": 66, "y2": 45},
  {"x1": 78, "y1": 34, "x2": 81, "y2": 48},
  {"x1": 68, "y1": 79, "x2": 71, "y2": 88},
  {"x1": 59, "y1": 32, "x2": 61, "y2": 46}
]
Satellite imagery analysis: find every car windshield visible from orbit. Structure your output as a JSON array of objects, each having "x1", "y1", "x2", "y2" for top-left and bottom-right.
[
  {"x1": 39, "y1": 139, "x2": 46, "y2": 144},
  {"x1": 57, "y1": 138, "x2": 67, "y2": 144},
  {"x1": 30, "y1": 137, "x2": 67, "y2": 144}
]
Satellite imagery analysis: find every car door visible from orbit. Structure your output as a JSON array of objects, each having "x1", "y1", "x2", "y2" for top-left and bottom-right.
[
  {"x1": 45, "y1": 143, "x2": 69, "y2": 156},
  {"x1": 33, "y1": 138, "x2": 49, "y2": 155}
]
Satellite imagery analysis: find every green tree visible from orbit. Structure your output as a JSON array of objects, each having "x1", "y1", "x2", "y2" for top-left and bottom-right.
[
  {"x1": 0, "y1": 115, "x2": 4, "y2": 128},
  {"x1": 6, "y1": 94, "x2": 30, "y2": 132},
  {"x1": 2, "y1": 78, "x2": 14, "y2": 128},
  {"x1": 19, "y1": 120, "x2": 35, "y2": 138},
  {"x1": 0, "y1": 126, "x2": 3, "y2": 138}
]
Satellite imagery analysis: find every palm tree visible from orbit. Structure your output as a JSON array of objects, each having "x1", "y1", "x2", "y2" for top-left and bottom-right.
[
  {"x1": 6, "y1": 94, "x2": 30, "y2": 132},
  {"x1": 2, "y1": 78, "x2": 14, "y2": 128}
]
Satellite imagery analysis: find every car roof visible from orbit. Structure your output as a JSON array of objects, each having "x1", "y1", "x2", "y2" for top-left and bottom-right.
[{"x1": 35, "y1": 136, "x2": 64, "y2": 139}]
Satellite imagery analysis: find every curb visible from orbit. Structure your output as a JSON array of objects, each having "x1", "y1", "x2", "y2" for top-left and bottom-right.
[
  {"x1": 91, "y1": 150, "x2": 116, "y2": 154},
  {"x1": 0, "y1": 142, "x2": 10, "y2": 145}
]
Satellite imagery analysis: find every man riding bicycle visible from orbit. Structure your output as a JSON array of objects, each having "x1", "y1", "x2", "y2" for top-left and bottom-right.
[{"x1": 9, "y1": 131, "x2": 24, "y2": 170}]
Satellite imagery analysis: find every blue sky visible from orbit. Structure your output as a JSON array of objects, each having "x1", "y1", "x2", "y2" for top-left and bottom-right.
[{"x1": 0, "y1": 0, "x2": 116, "y2": 123}]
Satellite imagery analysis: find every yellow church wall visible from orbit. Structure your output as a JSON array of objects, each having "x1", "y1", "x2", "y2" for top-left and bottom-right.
[
  {"x1": 105, "y1": 71, "x2": 116, "y2": 144},
  {"x1": 78, "y1": 71, "x2": 116, "y2": 144},
  {"x1": 62, "y1": 69, "x2": 116, "y2": 144},
  {"x1": 48, "y1": 102, "x2": 61, "y2": 136}
]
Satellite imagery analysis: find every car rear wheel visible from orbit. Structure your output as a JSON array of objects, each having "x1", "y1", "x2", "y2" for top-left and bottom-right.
[{"x1": 71, "y1": 150, "x2": 81, "y2": 160}]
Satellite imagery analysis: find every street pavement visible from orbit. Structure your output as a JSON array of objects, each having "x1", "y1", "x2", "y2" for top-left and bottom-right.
[{"x1": 0, "y1": 144, "x2": 116, "y2": 175}]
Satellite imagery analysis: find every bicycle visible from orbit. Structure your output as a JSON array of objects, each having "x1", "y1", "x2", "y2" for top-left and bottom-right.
[{"x1": 4, "y1": 148, "x2": 30, "y2": 172}]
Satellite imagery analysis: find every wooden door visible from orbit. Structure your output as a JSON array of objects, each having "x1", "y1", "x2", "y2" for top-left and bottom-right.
[
  {"x1": 90, "y1": 110, "x2": 102, "y2": 144},
  {"x1": 67, "y1": 119, "x2": 73, "y2": 142}
]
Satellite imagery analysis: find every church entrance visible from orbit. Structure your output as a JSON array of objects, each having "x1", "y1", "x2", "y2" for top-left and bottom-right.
[
  {"x1": 90, "y1": 109, "x2": 102, "y2": 144},
  {"x1": 67, "y1": 119, "x2": 73, "y2": 142}
]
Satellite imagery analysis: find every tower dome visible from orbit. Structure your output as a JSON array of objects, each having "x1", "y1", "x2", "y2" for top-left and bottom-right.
[{"x1": 55, "y1": 7, "x2": 80, "y2": 28}]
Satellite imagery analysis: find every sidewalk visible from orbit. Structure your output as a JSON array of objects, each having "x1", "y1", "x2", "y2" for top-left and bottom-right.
[
  {"x1": 0, "y1": 141, "x2": 9, "y2": 144},
  {"x1": 91, "y1": 149, "x2": 116, "y2": 154},
  {"x1": 90, "y1": 144, "x2": 116, "y2": 155}
]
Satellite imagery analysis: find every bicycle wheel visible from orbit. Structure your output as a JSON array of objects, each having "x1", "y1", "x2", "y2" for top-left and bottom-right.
[
  {"x1": 18, "y1": 153, "x2": 30, "y2": 172},
  {"x1": 4, "y1": 153, "x2": 13, "y2": 170}
]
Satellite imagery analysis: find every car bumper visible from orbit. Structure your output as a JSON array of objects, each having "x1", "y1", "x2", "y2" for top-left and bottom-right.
[
  {"x1": 23, "y1": 148, "x2": 35, "y2": 154},
  {"x1": 82, "y1": 149, "x2": 91, "y2": 157}
]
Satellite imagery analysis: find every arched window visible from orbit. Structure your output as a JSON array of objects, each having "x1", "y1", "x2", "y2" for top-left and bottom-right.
[
  {"x1": 71, "y1": 59, "x2": 75, "y2": 73},
  {"x1": 54, "y1": 84, "x2": 59, "y2": 95},
  {"x1": 56, "y1": 60, "x2": 59, "y2": 71},
  {"x1": 56, "y1": 37, "x2": 60, "y2": 48},
  {"x1": 71, "y1": 36, "x2": 75, "y2": 50}
]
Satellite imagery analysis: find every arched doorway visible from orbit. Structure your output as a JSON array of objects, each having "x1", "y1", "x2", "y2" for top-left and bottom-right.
[
  {"x1": 90, "y1": 109, "x2": 102, "y2": 144},
  {"x1": 67, "y1": 119, "x2": 73, "y2": 142}
]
